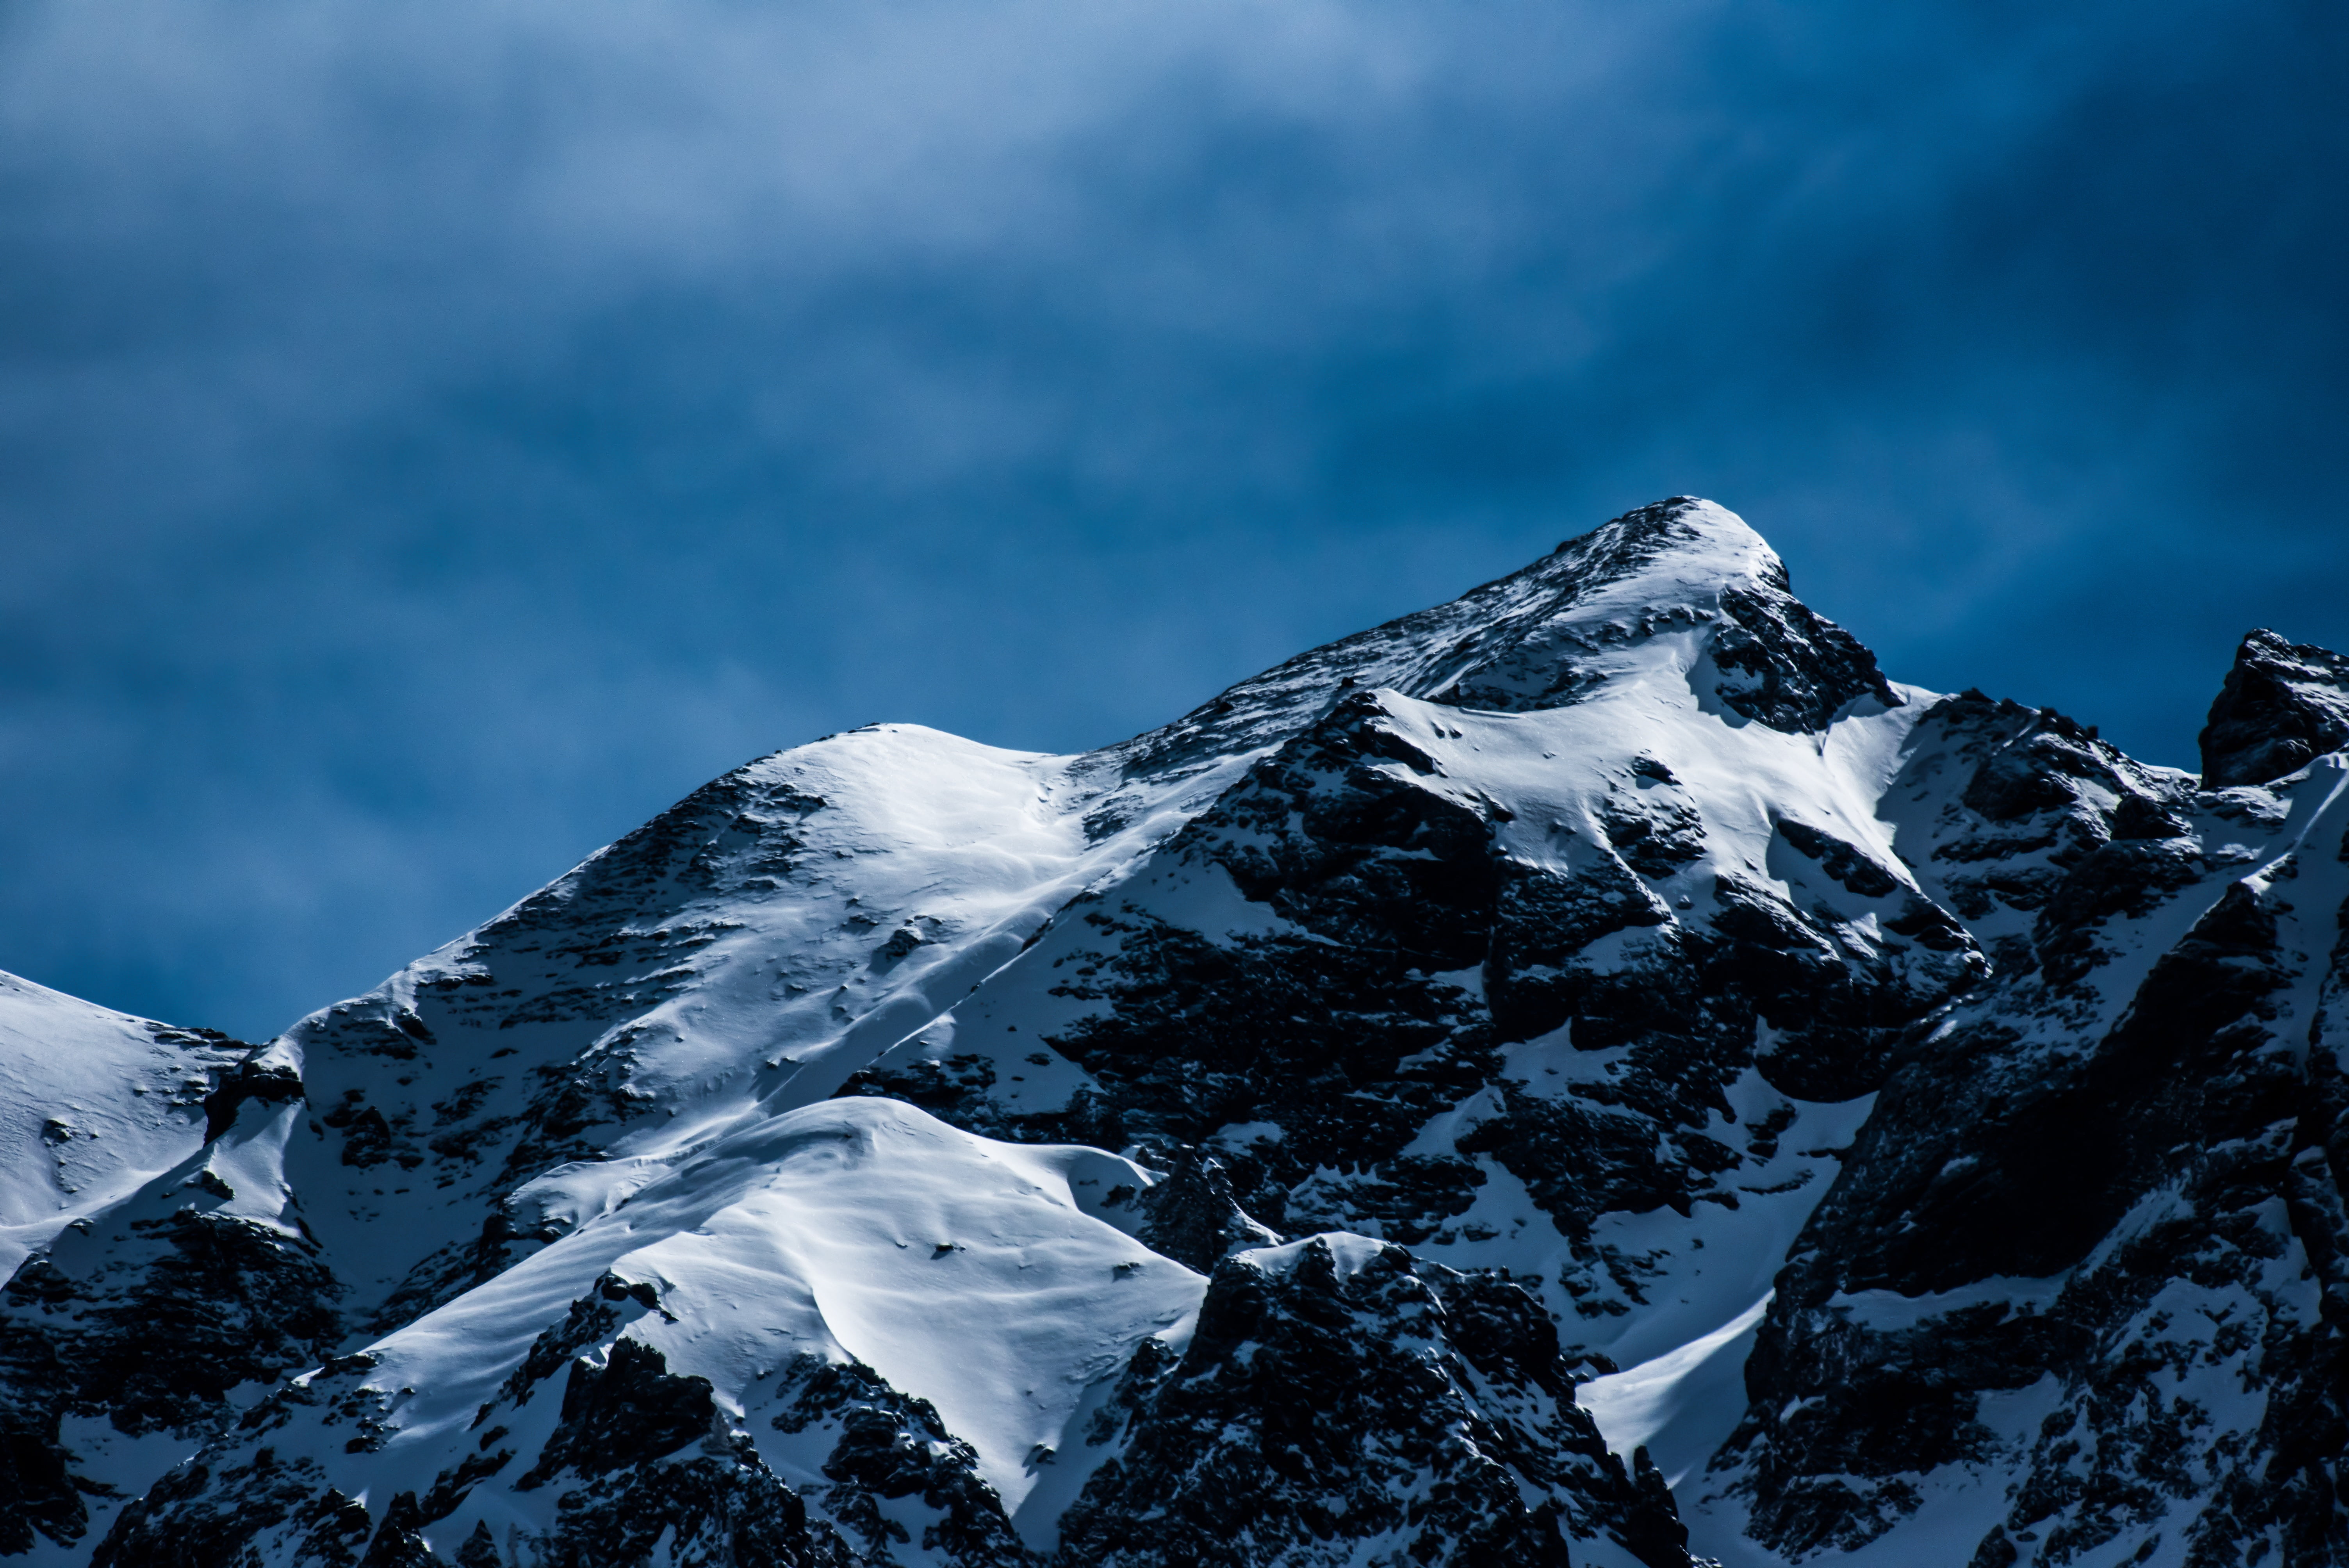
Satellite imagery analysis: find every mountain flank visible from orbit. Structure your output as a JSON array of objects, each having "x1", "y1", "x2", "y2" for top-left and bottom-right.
[{"x1": 4, "y1": 498, "x2": 2344, "y2": 1567}]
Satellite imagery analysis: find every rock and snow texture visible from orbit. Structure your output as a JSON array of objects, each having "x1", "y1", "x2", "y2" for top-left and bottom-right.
[
  {"x1": 0, "y1": 977, "x2": 313, "y2": 1559},
  {"x1": 2, "y1": 496, "x2": 2345, "y2": 1566},
  {"x1": 2200, "y1": 629, "x2": 2349, "y2": 790},
  {"x1": 96, "y1": 1098, "x2": 1200, "y2": 1568}
]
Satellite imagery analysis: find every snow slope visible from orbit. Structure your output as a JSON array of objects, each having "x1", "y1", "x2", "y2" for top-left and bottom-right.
[
  {"x1": 0, "y1": 974, "x2": 247, "y2": 1280},
  {"x1": 98, "y1": 1098, "x2": 1199, "y2": 1566}
]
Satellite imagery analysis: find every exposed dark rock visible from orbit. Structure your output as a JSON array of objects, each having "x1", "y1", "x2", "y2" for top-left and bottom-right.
[
  {"x1": 523, "y1": 1454, "x2": 855, "y2": 1568},
  {"x1": 95, "y1": 1445, "x2": 351, "y2": 1568},
  {"x1": 2199, "y1": 628, "x2": 2349, "y2": 787},
  {"x1": 97, "y1": 1338, "x2": 872, "y2": 1568},
  {"x1": 454, "y1": 1522, "x2": 502, "y2": 1568},
  {"x1": 517, "y1": 1337, "x2": 724, "y2": 1488},
  {"x1": 1055, "y1": 1237, "x2": 1686, "y2": 1568},
  {"x1": 198, "y1": 1048, "x2": 299, "y2": 1143},
  {"x1": 905, "y1": 681, "x2": 1976, "y2": 1265},
  {"x1": 358, "y1": 1490, "x2": 436, "y2": 1568},
  {"x1": 1709, "y1": 579, "x2": 1899, "y2": 733},
  {"x1": 1723, "y1": 778, "x2": 2349, "y2": 1559},
  {"x1": 770, "y1": 1356, "x2": 1032, "y2": 1566},
  {"x1": 1776, "y1": 818, "x2": 1900, "y2": 899},
  {"x1": 0, "y1": 1205, "x2": 342, "y2": 1554},
  {"x1": 1133, "y1": 1150, "x2": 1281, "y2": 1273}
]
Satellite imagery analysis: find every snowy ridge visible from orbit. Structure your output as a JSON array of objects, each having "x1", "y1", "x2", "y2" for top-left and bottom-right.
[
  {"x1": 3, "y1": 497, "x2": 2346, "y2": 1567},
  {"x1": 99, "y1": 1098, "x2": 1199, "y2": 1566},
  {"x1": 276, "y1": 723, "x2": 1210, "y2": 1335},
  {"x1": 0, "y1": 974, "x2": 249, "y2": 1280}
]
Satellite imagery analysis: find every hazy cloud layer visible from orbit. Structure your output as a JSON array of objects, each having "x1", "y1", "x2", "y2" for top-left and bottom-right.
[{"x1": 2, "y1": 0, "x2": 2343, "y2": 1036}]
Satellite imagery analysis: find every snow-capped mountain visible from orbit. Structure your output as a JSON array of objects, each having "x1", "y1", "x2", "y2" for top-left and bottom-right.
[{"x1": 3, "y1": 499, "x2": 2343, "y2": 1566}]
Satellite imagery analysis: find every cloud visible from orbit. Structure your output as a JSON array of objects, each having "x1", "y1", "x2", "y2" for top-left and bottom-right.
[{"x1": 0, "y1": 0, "x2": 2343, "y2": 1034}]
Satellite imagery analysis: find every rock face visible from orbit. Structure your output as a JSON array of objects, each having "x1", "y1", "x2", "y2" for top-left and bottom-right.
[
  {"x1": 1057, "y1": 1235, "x2": 1683, "y2": 1568},
  {"x1": 1714, "y1": 697, "x2": 2349, "y2": 1564},
  {"x1": 2, "y1": 497, "x2": 2346, "y2": 1566},
  {"x1": 0, "y1": 976, "x2": 332, "y2": 1558},
  {"x1": 2200, "y1": 628, "x2": 2349, "y2": 788}
]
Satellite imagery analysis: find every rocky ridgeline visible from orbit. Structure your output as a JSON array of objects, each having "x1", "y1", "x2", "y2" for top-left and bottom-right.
[{"x1": 1, "y1": 499, "x2": 2344, "y2": 1566}]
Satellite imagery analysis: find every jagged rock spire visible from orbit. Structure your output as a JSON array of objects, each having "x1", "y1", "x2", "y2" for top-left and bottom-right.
[{"x1": 2199, "y1": 627, "x2": 2349, "y2": 787}]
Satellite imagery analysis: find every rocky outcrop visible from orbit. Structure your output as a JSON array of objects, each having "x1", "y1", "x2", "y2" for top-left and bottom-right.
[
  {"x1": 1057, "y1": 1236, "x2": 1685, "y2": 1568},
  {"x1": 1131, "y1": 1150, "x2": 1281, "y2": 1273},
  {"x1": 2200, "y1": 628, "x2": 2349, "y2": 787},
  {"x1": 0, "y1": 1024, "x2": 337, "y2": 1559},
  {"x1": 91, "y1": 1274, "x2": 1035, "y2": 1568},
  {"x1": 769, "y1": 1356, "x2": 1033, "y2": 1568},
  {"x1": 1719, "y1": 709, "x2": 2349, "y2": 1563}
]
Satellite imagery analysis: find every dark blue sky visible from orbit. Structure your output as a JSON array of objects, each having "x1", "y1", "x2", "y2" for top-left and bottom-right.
[{"x1": 2, "y1": 0, "x2": 2344, "y2": 1040}]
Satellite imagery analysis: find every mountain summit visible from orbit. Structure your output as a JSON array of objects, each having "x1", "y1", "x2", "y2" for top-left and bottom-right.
[{"x1": 3, "y1": 500, "x2": 2344, "y2": 1567}]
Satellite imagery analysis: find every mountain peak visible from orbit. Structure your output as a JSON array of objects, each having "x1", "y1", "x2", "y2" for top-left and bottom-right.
[
  {"x1": 11, "y1": 498, "x2": 2349, "y2": 1566},
  {"x1": 2199, "y1": 627, "x2": 2349, "y2": 788},
  {"x1": 1415, "y1": 495, "x2": 1890, "y2": 729},
  {"x1": 1545, "y1": 494, "x2": 1784, "y2": 594},
  {"x1": 1121, "y1": 498, "x2": 1887, "y2": 789}
]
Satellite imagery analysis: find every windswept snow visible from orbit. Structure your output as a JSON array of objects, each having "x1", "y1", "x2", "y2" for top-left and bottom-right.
[
  {"x1": 0, "y1": 973, "x2": 243, "y2": 1278},
  {"x1": 1579, "y1": 1291, "x2": 1773, "y2": 1488}
]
